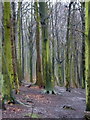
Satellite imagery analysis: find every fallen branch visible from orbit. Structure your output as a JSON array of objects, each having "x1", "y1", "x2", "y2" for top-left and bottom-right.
[{"x1": 14, "y1": 99, "x2": 33, "y2": 108}]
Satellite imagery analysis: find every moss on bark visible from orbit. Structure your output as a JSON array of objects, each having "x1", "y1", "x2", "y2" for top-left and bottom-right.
[
  {"x1": 2, "y1": 2, "x2": 14, "y2": 101},
  {"x1": 85, "y1": 1, "x2": 90, "y2": 111}
]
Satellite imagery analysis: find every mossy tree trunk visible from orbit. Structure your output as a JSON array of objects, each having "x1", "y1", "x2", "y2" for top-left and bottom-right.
[
  {"x1": 34, "y1": 1, "x2": 43, "y2": 87},
  {"x1": 39, "y1": 2, "x2": 53, "y2": 92},
  {"x1": 85, "y1": 1, "x2": 90, "y2": 111},
  {"x1": 0, "y1": 2, "x2": 3, "y2": 94},
  {"x1": 2, "y1": 2, "x2": 14, "y2": 102}
]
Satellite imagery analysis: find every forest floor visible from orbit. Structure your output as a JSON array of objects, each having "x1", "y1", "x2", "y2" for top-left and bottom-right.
[{"x1": 2, "y1": 84, "x2": 86, "y2": 119}]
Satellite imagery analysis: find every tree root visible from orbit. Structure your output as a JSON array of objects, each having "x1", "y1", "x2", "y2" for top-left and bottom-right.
[
  {"x1": 14, "y1": 99, "x2": 33, "y2": 108},
  {"x1": 43, "y1": 90, "x2": 56, "y2": 94}
]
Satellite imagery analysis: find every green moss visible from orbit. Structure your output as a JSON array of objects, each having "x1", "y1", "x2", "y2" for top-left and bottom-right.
[
  {"x1": 24, "y1": 113, "x2": 40, "y2": 118},
  {"x1": 2, "y1": 2, "x2": 14, "y2": 101},
  {"x1": 39, "y1": 2, "x2": 53, "y2": 92},
  {"x1": 35, "y1": 2, "x2": 43, "y2": 86},
  {"x1": 85, "y1": 1, "x2": 90, "y2": 111}
]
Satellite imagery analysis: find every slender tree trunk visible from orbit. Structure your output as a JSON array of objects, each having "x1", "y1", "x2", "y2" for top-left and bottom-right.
[
  {"x1": 61, "y1": 45, "x2": 65, "y2": 85},
  {"x1": 71, "y1": 3, "x2": 78, "y2": 88},
  {"x1": 55, "y1": 3, "x2": 62, "y2": 85},
  {"x1": 28, "y1": 24, "x2": 33, "y2": 82},
  {"x1": 51, "y1": 5, "x2": 55, "y2": 85},
  {"x1": 17, "y1": 2, "x2": 22, "y2": 83},
  {"x1": 80, "y1": 3, "x2": 85, "y2": 88},
  {"x1": 29, "y1": 3, "x2": 33, "y2": 82},
  {"x1": 21, "y1": 3, "x2": 24, "y2": 80},
  {"x1": 65, "y1": 2, "x2": 73, "y2": 91},
  {"x1": 11, "y1": 2, "x2": 19, "y2": 93}
]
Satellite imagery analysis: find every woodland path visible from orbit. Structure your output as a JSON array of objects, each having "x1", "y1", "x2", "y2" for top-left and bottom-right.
[{"x1": 2, "y1": 85, "x2": 86, "y2": 119}]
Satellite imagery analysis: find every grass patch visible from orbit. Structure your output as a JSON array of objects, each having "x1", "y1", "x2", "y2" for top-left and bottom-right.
[{"x1": 24, "y1": 113, "x2": 40, "y2": 118}]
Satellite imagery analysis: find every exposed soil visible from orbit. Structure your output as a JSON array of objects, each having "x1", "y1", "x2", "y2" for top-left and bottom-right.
[{"x1": 2, "y1": 85, "x2": 86, "y2": 119}]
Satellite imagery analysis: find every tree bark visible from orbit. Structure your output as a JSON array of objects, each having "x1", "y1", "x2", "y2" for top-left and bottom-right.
[
  {"x1": 85, "y1": 1, "x2": 90, "y2": 111},
  {"x1": 2, "y1": 2, "x2": 14, "y2": 102},
  {"x1": 39, "y1": 2, "x2": 53, "y2": 92},
  {"x1": 34, "y1": 1, "x2": 43, "y2": 87}
]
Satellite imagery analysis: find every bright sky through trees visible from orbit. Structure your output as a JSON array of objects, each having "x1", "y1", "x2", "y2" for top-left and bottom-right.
[{"x1": 0, "y1": 0, "x2": 90, "y2": 3}]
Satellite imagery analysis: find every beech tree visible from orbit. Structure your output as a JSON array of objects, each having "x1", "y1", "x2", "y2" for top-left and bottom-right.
[
  {"x1": 39, "y1": 2, "x2": 53, "y2": 93},
  {"x1": 1, "y1": 1, "x2": 90, "y2": 111},
  {"x1": 17, "y1": 2, "x2": 22, "y2": 83},
  {"x1": 80, "y1": 2, "x2": 85, "y2": 88},
  {"x1": 85, "y1": 1, "x2": 90, "y2": 111},
  {"x1": 11, "y1": 2, "x2": 19, "y2": 93},
  {"x1": 65, "y1": 2, "x2": 73, "y2": 91},
  {"x1": 34, "y1": 1, "x2": 43, "y2": 87},
  {"x1": 29, "y1": 3, "x2": 33, "y2": 83},
  {"x1": 55, "y1": 3, "x2": 62, "y2": 85},
  {"x1": 2, "y1": 2, "x2": 14, "y2": 102}
]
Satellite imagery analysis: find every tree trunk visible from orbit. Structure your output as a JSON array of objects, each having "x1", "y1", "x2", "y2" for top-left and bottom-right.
[
  {"x1": 65, "y1": 2, "x2": 73, "y2": 91},
  {"x1": 34, "y1": 1, "x2": 43, "y2": 87},
  {"x1": 11, "y1": 2, "x2": 19, "y2": 93},
  {"x1": 17, "y1": 2, "x2": 22, "y2": 83},
  {"x1": 39, "y1": 2, "x2": 53, "y2": 92},
  {"x1": 80, "y1": 3, "x2": 85, "y2": 88},
  {"x1": 21, "y1": 2, "x2": 24, "y2": 80},
  {"x1": 85, "y1": 1, "x2": 90, "y2": 111},
  {"x1": 55, "y1": 3, "x2": 62, "y2": 85},
  {"x1": 2, "y1": 2, "x2": 14, "y2": 102},
  {"x1": 51, "y1": 5, "x2": 55, "y2": 86}
]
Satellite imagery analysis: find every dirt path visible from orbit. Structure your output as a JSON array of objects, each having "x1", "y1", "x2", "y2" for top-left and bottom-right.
[{"x1": 2, "y1": 86, "x2": 86, "y2": 119}]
